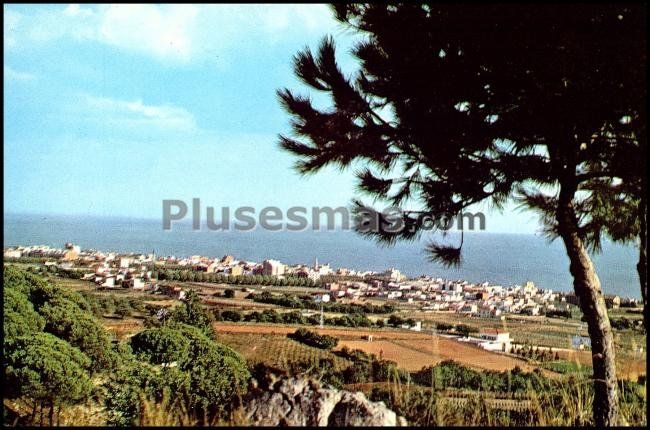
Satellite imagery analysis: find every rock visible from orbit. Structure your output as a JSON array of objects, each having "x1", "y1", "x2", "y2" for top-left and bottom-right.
[{"x1": 243, "y1": 376, "x2": 406, "y2": 426}]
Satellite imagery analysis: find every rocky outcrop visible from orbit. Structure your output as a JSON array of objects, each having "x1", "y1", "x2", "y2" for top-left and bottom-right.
[{"x1": 243, "y1": 375, "x2": 407, "y2": 426}]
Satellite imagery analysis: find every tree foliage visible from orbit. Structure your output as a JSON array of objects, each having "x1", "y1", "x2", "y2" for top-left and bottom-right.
[
  {"x1": 277, "y1": 5, "x2": 644, "y2": 425},
  {"x1": 4, "y1": 333, "x2": 93, "y2": 424}
]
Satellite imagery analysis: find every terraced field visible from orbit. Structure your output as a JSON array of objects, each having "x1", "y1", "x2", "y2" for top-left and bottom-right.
[{"x1": 216, "y1": 332, "x2": 351, "y2": 371}]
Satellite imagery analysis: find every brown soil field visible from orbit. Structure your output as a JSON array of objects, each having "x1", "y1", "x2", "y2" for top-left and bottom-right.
[
  {"x1": 213, "y1": 323, "x2": 548, "y2": 375},
  {"x1": 336, "y1": 339, "x2": 544, "y2": 374}
]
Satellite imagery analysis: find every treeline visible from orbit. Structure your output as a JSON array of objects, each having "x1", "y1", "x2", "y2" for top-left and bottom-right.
[
  {"x1": 24, "y1": 264, "x2": 88, "y2": 279},
  {"x1": 434, "y1": 322, "x2": 480, "y2": 336},
  {"x1": 412, "y1": 360, "x2": 552, "y2": 393},
  {"x1": 510, "y1": 345, "x2": 560, "y2": 362},
  {"x1": 216, "y1": 308, "x2": 381, "y2": 328},
  {"x1": 610, "y1": 317, "x2": 645, "y2": 332},
  {"x1": 250, "y1": 291, "x2": 394, "y2": 314},
  {"x1": 3, "y1": 256, "x2": 56, "y2": 264},
  {"x1": 544, "y1": 309, "x2": 572, "y2": 319},
  {"x1": 155, "y1": 269, "x2": 321, "y2": 287}
]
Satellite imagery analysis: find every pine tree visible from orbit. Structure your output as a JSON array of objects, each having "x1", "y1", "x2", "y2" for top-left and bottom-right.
[{"x1": 277, "y1": 4, "x2": 645, "y2": 425}]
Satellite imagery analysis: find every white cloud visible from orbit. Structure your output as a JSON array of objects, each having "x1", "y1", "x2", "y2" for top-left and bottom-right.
[
  {"x1": 83, "y1": 94, "x2": 197, "y2": 131},
  {"x1": 99, "y1": 4, "x2": 198, "y2": 62},
  {"x1": 4, "y1": 65, "x2": 37, "y2": 82},
  {"x1": 4, "y1": 4, "x2": 337, "y2": 63}
]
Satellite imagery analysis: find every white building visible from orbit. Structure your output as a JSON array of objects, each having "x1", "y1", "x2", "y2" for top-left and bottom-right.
[
  {"x1": 119, "y1": 257, "x2": 132, "y2": 269},
  {"x1": 478, "y1": 328, "x2": 511, "y2": 352},
  {"x1": 401, "y1": 321, "x2": 422, "y2": 332},
  {"x1": 131, "y1": 278, "x2": 145, "y2": 290},
  {"x1": 4, "y1": 249, "x2": 22, "y2": 258},
  {"x1": 385, "y1": 268, "x2": 404, "y2": 282},
  {"x1": 262, "y1": 259, "x2": 285, "y2": 276},
  {"x1": 313, "y1": 293, "x2": 330, "y2": 303}
]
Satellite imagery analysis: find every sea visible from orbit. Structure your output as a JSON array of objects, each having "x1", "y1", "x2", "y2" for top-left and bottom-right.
[{"x1": 3, "y1": 213, "x2": 642, "y2": 299}]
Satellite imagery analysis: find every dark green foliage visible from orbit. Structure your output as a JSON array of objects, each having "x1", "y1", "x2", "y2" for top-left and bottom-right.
[
  {"x1": 223, "y1": 288, "x2": 235, "y2": 298},
  {"x1": 3, "y1": 265, "x2": 252, "y2": 426},
  {"x1": 251, "y1": 291, "x2": 393, "y2": 314},
  {"x1": 103, "y1": 359, "x2": 180, "y2": 426},
  {"x1": 281, "y1": 310, "x2": 307, "y2": 324},
  {"x1": 220, "y1": 310, "x2": 243, "y2": 322},
  {"x1": 278, "y1": 8, "x2": 644, "y2": 423},
  {"x1": 545, "y1": 309, "x2": 572, "y2": 319},
  {"x1": 3, "y1": 286, "x2": 45, "y2": 342},
  {"x1": 278, "y1": 3, "x2": 644, "y2": 263},
  {"x1": 412, "y1": 360, "x2": 551, "y2": 394},
  {"x1": 455, "y1": 324, "x2": 479, "y2": 337},
  {"x1": 169, "y1": 289, "x2": 215, "y2": 338},
  {"x1": 387, "y1": 314, "x2": 405, "y2": 327},
  {"x1": 3, "y1": 266, "x2": 115, "y2": 372},
  {"x1": 325, "y1": 313, "x2": 375, "y2": 328},
  {"x1": 38, "y1": 297, "x2": 116, "y2": 371},
  {"x1": 130, "y1": 326, "x2": 191, "y2": 365},
  {"x1": 157, "y1": 269, "x2": 322, "y2": 288},
  {"x1": 610, "y1": 317, "x2": 645, "y2": 332},
  {"x1": 288, "y1": 328, "x2": 338, "y2": 350},
  {"x1": 4, "y1": 333, "x2": 93, "y2": 424},
  {"x1": 435, "y1": 322, "x2": 454, "y2": 331},
  {"x1": 122, "y1": 323, "x2": 249, "y2": 423}
]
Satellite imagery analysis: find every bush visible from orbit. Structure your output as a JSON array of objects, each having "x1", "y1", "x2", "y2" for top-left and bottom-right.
[
  {"x1": 454, "y1": 324, "x2": 479, "y2": 337},
  {"x1": 288, "y1": 328, "x2": 338, "y2": 350},
  {"x1": 435, "y1": 322, "x2": 454, "y2": 331},
  {"x1": 220, "y1": 310, "x2": 243, "y2": 322}
]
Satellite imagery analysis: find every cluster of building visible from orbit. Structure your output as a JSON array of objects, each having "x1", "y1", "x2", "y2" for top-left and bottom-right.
[
  {"x1": 4, "y1": 243, "x2": 156, "y2": 289},
  {"x1": 323, "y1": 277, "x2": 565, "y2": 318},
  {"x1": 4, "y1": 244, "x2": 637, "y2": 319}
]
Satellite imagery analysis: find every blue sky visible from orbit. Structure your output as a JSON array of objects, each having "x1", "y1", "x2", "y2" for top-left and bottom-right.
[{"x1": 4, "y1": 4, "x2": 539, "y2": 234}]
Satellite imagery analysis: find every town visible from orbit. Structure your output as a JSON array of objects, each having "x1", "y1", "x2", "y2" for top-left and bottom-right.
[{"x1": 4, "y1": 242, "x2": 637, "y2": 321}]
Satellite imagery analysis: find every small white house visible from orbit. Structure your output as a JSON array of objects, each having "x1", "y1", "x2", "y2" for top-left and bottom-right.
[
  {"x1": 400, "y1": 321, "x2": 422, "y2": 332},
  {"x1": 102, "y1": 276, "x2": 116, "y2": 288},
  {"x1": 478, "y1": 328, "x2": 511, "y2": 352},
  {"x1": 313, "y1": 293, "x2": 330, "y2": 303},
  {"x1": 132, "y1": 278, "x2": 145, "y2": 290}
]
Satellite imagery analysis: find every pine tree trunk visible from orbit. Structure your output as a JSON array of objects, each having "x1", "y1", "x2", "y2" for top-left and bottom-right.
[
  {"x1": 557, "y1": 191, "x2": 619, "y2": 426},
  {"x1": 637, "y1": 193, "x2": 647, "y2": 332},
  {"x1": 49, "y1": 401, "x2": 55, "y2": 426},
  {"x1": 30, "y1": 401, "x2": 37, "y2": 425}
]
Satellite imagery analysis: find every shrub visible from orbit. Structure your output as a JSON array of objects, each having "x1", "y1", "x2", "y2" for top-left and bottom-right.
[
  {"x1": 220, "y1": 310, "x2": 242, "y2": 322},
  {"x1": 288, "y1": 328, "x2": 338, "y2": 350}
]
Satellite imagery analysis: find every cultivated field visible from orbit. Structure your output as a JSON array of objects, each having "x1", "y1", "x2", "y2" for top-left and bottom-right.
[
  {"x1": 216, "y1": 332, "x2": 351, "y2": 371},
  {"x1": 213, "y1": 323, "x2": 545, "y2": 374}
]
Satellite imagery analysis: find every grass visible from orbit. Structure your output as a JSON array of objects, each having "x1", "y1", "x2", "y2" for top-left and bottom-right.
[
  {"x1": 362, "y1": 367, "x2": 646, "y2": 426},
  {"x1": 541, "y1": 360, "x2": 593, "y2": 376}
]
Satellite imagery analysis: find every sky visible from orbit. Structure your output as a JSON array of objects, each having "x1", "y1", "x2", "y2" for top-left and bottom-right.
[{"x1": 4, "y1": 4, "x2": 540, "y2": 234}]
